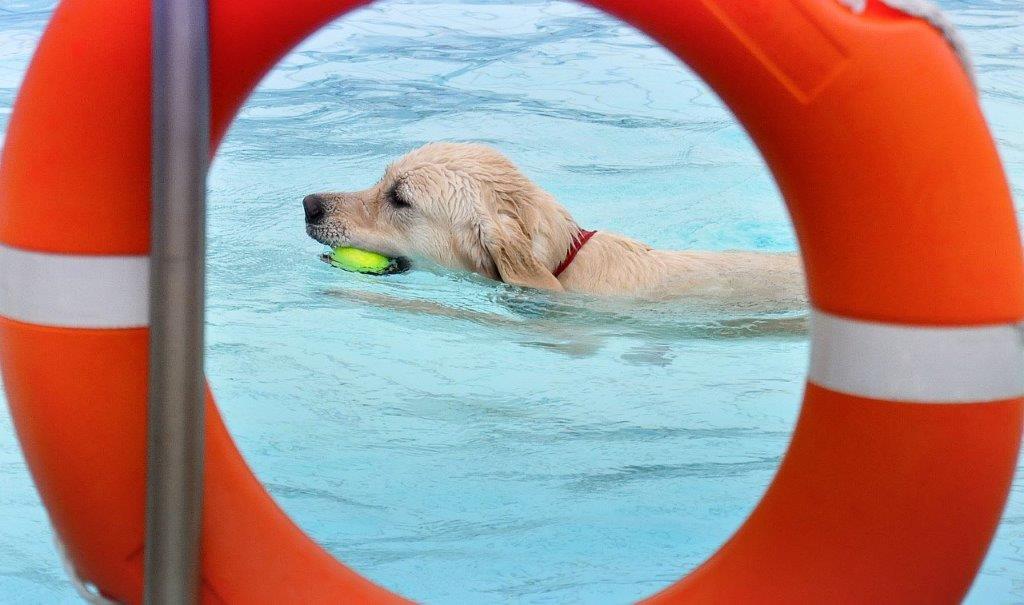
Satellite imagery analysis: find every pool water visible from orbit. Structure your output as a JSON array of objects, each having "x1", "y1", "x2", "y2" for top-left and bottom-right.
[{"x1": 2, "y1": 1, "x2": 1023, "y2": 603}]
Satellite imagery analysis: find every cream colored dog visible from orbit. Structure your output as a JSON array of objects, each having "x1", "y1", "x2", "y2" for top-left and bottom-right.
[{"x1": 304, "y1": 142, "x2": 805, "y2": 308}]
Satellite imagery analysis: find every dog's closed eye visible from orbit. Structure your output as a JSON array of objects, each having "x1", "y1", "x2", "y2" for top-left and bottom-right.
[{"x1": 386, "y1": 182, "x2": 411, "y2": 210}]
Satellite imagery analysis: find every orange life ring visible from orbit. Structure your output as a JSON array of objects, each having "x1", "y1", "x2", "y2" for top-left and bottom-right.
[{"x1": 2, "y1": 0, "x2": 1023, "y2": 603}]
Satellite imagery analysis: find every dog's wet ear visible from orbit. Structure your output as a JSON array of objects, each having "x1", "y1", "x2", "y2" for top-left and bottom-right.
[{"x1": 479, "y1": 200, "x2": 563, "y2": 292}]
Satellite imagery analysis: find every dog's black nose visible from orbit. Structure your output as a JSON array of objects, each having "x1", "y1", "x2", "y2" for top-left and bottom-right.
[{"x1": 303, "y1": 194, "x2": 325, "y2": 224}]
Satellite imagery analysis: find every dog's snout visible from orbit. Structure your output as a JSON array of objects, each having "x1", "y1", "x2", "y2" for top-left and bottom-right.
[{"x1": 303, "y1": 194, "x2": 326, "y2": 224}]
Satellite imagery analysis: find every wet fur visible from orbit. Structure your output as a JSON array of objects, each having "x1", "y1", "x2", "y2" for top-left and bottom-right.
[{"x1": 306, "y1": 142, "x2": 805, "y2": 310}]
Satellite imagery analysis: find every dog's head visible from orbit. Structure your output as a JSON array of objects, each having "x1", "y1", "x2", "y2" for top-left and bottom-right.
[{"x1": 304, "y1": 142, "x2": 575, "y2": 290}]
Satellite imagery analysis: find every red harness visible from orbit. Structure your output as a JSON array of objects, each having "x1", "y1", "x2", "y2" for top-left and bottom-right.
[{"x1": 552, "y1": 229, "x2": 597, "y2": 277}]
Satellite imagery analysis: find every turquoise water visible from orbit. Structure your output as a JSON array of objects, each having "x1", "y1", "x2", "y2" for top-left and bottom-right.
[{"x1": 1, "y1": 1, "x2": 1023, "y2": 602}]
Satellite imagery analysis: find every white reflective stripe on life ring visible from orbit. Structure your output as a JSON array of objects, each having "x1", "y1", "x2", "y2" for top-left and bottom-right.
[
  {"x1": 0, "y1": 243, "x2": 148, "y2": 329},
  {"x1": 3, "y1": 242, "x2": 1023, "y2": 403},
  {"x1": 810, "y1": 310, "x2": 1024, "y2": 403}
]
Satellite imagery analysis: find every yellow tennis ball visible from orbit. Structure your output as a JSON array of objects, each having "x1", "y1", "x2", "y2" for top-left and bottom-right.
[{"x1": 326, "y1": 247, "x2": 397, "y2": 275}]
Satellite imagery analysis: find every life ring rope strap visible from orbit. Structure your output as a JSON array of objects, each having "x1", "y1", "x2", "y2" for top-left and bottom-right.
[
  {"x1": 56, "y1": 539, "x2": 119, "y2": 605},
  {"x1": 836, "y1": 0, "x2": 974, "y2": 83}
]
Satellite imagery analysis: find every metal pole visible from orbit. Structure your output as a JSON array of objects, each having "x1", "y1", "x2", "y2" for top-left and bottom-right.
[{"x1": 145, "y1": 0, "x2": 209, "y2": 602}]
